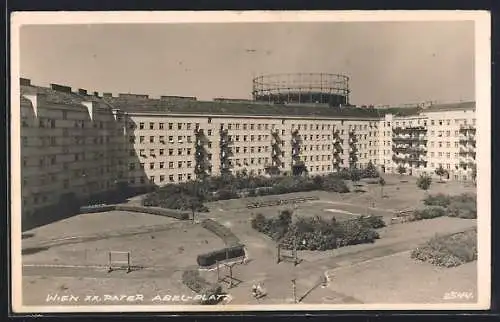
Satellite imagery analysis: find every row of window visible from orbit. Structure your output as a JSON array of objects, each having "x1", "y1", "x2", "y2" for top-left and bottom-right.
[
  {"x1": 22, "y1": 116, "x2": 119, "y2": 130},
  {"x1": 384, "y1": 118, "x2": 476, "y2": 128},
  {"x1": 134, "y1": 120, "x2": 382, "y2": 133}
]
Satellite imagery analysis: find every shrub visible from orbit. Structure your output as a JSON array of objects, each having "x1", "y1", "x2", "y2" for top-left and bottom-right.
[
  {"x1": 337, "y1": 218, "x2": 380, "y2": 246},
  {"x1": 196, "y1": 245, "x2": 246, "y2": 267},
  {"x1": 250, "y1": 213, "x2": 266, "y2": 230},
  {"x1": 416, "y1": 174, "x2": 432, "y2": 192},
  {"x1": 412, "y1": 206, "x2": 446, "y2": 220},
  {"x1": 181, "y1": 269, "x2": 223, "y2": 304},
  {"x1": 420, "y1": 193, "x2": 477, "y2": 219},
  {"x1": 447, "y1": 201, "x2": 477, "y2": 219},
  {"x1": 362, "y1": 161, "x2": 380, "y2": 178},
  {"x1": 143, "y1": 174, "x2": 350, "y2": 211},
  {"x1": 321, "y1": 175, "x2": 350, "y2": 193},
  {"x1": 411, "y1": 229, "x2": 477, "y2": 267},
  {"x1": 253, "y1": 211, "x2": 380, "y2": 251},
  {"x1": 423, "y1": 193, "x2": 451, "y2": 207},
  {"x1": 360, "y1": 215, "x2": 386, "y2": 229}
]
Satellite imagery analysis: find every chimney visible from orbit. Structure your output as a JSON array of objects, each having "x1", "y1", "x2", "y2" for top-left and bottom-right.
[
  {"x1": 20, "y1": 78, "x2": 31, "y2": 86},
  {"x1": 78, "y1": 88, "x2": 88, "y2": 95},
  {"x1": 50, "y1": 83, "x2": 72, "y2": 93},
  {"x1": 93, "y1": 91, "x2": 99, "y2": 97}
]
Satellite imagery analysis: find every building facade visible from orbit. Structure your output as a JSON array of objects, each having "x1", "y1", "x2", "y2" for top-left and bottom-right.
[{"x1": 18, "y1": 79, "x2": 477, "y2": 221}]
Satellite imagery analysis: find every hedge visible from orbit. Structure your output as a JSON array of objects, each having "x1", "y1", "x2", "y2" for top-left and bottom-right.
[
  {"x1": 114, "y1": 205, "x2": 190, "y2": 220},
  {"x1": 201, "y1": 219, "x2": 240, "y2": 246},
  {"x1": 196, "y1": 244, "x2": 246, "y2": 267}
]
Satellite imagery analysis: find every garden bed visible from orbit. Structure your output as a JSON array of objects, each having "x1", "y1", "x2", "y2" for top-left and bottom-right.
[{"x1": 410, "y1": 228, "x2": 477, "y2": 267}]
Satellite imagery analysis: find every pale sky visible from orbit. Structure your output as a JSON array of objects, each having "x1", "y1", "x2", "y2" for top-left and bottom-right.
[{"x1": 19, "y1": 21, "x2": 475, "y2": 106}]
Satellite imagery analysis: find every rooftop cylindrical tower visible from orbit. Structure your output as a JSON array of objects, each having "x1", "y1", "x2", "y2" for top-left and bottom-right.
[{"x1": 252, "y1": 73, "x2": 350, "y2": 107}]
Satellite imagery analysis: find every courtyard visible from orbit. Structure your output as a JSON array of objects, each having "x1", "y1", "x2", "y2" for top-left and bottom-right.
[{"x1": 21, "y1": 175, "x2": 478, "y2": 306}]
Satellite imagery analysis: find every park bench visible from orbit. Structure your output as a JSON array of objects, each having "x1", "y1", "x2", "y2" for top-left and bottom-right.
[{"x1": 391, "y1": 209, "x2": 414, "y2": 224}]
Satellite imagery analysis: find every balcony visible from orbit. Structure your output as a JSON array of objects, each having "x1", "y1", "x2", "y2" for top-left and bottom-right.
[
  {"x1": 392, "y1": 135, "x2": 427, "y2": 142},
  {"x1": 392, "y1": 126, "x2": 427, "y2": 135}
]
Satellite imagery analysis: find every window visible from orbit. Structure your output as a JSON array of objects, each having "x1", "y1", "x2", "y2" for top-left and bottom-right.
[
  {"x1": 159, "y1": 149, "x2": 164, "y2": 155},
  {"x1": 159, "y1": 123, "x2": 164, "y2": 130},
  {"x1": 208, "y1": 130, "x2": 212, "y2": 136},
  {"x1": 160, "y1": 162, "x2": 164, "y2": 169},
  {"x1": 140, "y1": 136, "x2": 145, "y2": 143},
  {"x1": 169, "y1": 149, "x2": 173, "y2": 156},
  {"x1": 178, "y1": 148, "x2": 182, "y2": 155},
  {"x1": 160, "y1": 175, "x2": 165, "y2": 182},
  {"x1": 169, "y1": 162, "x2": 173, "y2": 169},
  {"x1": 186, "y1": 123, "x2": 191, "y2": 130},
  {"x1": 178, "y1": 123, "x2": 182, "y2": 130},
  {"x1": 178, "y1": 161, "x2": 182, "y2": 168},
  {"x1": 187, "y1": 161, "x2": 192, "y2": 168},
  {"x1": 168, "y1": 123, "x2": 173, "y2": 130},
  {"x1": 150, "y1": 136, "x2": 154, "y2": 143},
  {"x1": 169, "y1": 175, "x2": 174, "y2": 182},
  {"x1": 139, "y1": 122, "x2": 144, "y2": 129},
  {"x1": 169, "y1": 136, "x2": 173, "y2": 142},
  {"x1": 149, "y1": 163, "x2": 154, "y2": 169},
  {"x1": 178, "y1": 174, "x2": 183, "y2": 181}
]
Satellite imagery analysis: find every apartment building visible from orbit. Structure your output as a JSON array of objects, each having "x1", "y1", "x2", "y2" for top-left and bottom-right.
[
  {"x1": 18, "y1": 79, "x2": 477, "y2": 222},
  {"x1": 121, "y1": 113, "x2": 380, "y2": 188},
  {"x1": 20, "y1": 81, "x2": 130, "y2": 220},
  {"x1": 379, "y1": 102, "x2": 476, "y2": 180},
  {"x1": 425, "y1": 104, "x2": 476, "y2": 181}
]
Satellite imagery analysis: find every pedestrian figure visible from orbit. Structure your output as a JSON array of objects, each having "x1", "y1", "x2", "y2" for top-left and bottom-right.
[{"x1": 320, "y1": 274, "x2": 328, "y2": 288}]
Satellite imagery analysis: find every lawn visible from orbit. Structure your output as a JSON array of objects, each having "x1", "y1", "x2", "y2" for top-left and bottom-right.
[{"x1": 22, "y1": 211, "x2": 223, "y2": 269}]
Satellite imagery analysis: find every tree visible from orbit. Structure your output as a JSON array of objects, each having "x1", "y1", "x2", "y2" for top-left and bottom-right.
[
  {"x1": 435, "y1": 165, "x2": 447, "y2": 182},
  {"x1": 397, "y1": 165, "x2": 406, "y2": 177},
  {"x1": 378, "y1": 177, "x2": 386, "y2": 198},
  {"x1": 416, "y1": 174, "x2": 432, "y2": 194},
  {"x1": 189, "y1": 180, "x2": 206, "y2": 223},
  {"x1": 350, "y1": 169, "x2": 361, "y2": 187},
  {"x1": 364, "y1": 161, "x2": 379, "y2": 178},
  {"x1": 471, "y1": 164, "x2": 477, "y2": 186}
]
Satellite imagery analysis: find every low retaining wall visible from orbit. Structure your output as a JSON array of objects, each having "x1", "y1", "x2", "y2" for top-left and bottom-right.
[{"x1": 78, "y1": 204, "x2": 190, "y2": 220}]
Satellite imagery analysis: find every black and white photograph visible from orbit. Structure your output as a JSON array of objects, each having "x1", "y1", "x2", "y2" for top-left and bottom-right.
[{"x1": 10, "y1": 11, "x2": 491, "y2": 312}]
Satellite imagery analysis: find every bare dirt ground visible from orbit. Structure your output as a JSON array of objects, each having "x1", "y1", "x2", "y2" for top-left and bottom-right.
[{"x1": 21, "y1": 175, "x2": 478, "y2": 306}]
